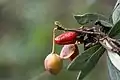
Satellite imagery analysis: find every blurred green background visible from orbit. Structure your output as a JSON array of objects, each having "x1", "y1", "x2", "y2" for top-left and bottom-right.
[{"x1": 0, "y1": 0, "x2": 117, "y2": 80}]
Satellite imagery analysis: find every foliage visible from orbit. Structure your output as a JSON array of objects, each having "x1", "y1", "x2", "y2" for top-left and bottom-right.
[
  {"x1": 108, "y1": 0, "x2": 120, "y2": 80},
  {"x1": 66, "y1": 0, "x2": 120, "y2": 79},
  {"x1": 0, "y1": 0, "x2": 117, "y2": 80}
]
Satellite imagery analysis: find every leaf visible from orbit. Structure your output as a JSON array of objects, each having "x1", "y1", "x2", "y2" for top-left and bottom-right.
[
  {"x1": 109, "y1": 0, "x2": 120, "y2": 24},
  {"x1": 114, "y1": 33, "x2": 120, "y2": 39},
  {"x1": 112, "y1": 2, "x2": 120, "y2": 24},
  {"x1": 95, "y1": 20, "x2": 113, "y2": 28},
  {"x1": 114, "y1": 0, "x2": 120, "y2": 10},
  {"x1": 77, "y1": 71, "x2": 81, "y2": 80},
  {"x1": 107, "y1": 0, "x2": 120, "y2": 80},
  {"x1": 67, "y1": 44, "x2": 101, "y2": 71},
  {"x1": 107, "y1": 50, "x2": 120, "y2": 71},
  {"x1": 107, "y1": 55, "x2": 120, "y2": 80},
  {"x1": 110, "y1": 0, "x2": 120, "y2": 37},
  {"x1": 77, "y1": 47, "x2": 105, "y2": 80},
  {"x1": 74, "y1": 13, "x2": 107, "y2": 25},
  {"x1": 108, "y1": 20, "x2": 120, "y2": 37}
]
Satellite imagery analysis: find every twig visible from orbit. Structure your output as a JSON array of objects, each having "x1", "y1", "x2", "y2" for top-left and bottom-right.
[
  {"x1": 54, "y1": 21, "x2": 105, "y2": 36},
  {"x1": 54, "y1": 21, "x2": 120, "y2": 54}
]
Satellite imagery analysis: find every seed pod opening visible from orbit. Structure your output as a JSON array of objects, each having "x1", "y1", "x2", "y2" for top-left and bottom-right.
[
  {"x1": 55, "y1": 32, "x2": 78, "y2": 45},
  {"x1": 60, "y1": 44, "x2": 79, "y2": 61},
  {"x1": 44, "y1": 53, "x2": 63, "y2": 75}
]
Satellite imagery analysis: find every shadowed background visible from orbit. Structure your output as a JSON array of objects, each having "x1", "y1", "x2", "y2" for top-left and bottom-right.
[{"x1": 0, "y1": 0, "x2": 117, "y2": 80}]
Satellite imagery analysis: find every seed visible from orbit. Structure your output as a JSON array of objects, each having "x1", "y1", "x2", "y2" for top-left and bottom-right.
[
  {"x1": 60, "y1": 44, "x2": 79, "y2": 61},
  {"x1": 55, "y1": 32, "x2": 78, "y2": 45},
  {"x1": 44, "y1": 53, "x2": 63, "y2": 75}
]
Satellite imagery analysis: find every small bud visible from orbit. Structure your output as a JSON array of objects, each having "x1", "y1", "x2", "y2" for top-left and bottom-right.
[
  {"x1": 55, "y1": 32, "x2": 78, "y2": 45},
  {"x1": 44, "y1": 53, "x2": 63, "y2": 75},
  {"x1": 60, "y1": 44, "x2": 79, "y2": 61}
]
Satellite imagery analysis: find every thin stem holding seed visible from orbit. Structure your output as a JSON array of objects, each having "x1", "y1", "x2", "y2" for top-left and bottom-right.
[{"x1": 51, "y1": 28, "x2": 57, "y2": 54}]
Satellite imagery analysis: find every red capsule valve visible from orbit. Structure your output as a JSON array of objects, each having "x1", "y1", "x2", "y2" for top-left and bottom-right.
[
  {"x1": 55, "y1": 32, "x2": 78, "y2": 45},
  {"x1": 60, "y1": 44, "x2": 79, "y2": 61}
]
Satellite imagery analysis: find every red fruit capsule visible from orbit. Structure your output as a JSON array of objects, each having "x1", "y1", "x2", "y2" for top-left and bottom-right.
[{"x1": 55, "y1": 32, "x2": 78, "y2": 45}]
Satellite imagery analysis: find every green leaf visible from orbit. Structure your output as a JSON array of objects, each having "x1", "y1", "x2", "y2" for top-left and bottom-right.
[
  {"x1": 67, "y1": 44, "x2": 101, "y2": 71},
  {"x1": 109, "y1": 0, "x2": 120, "y2": 24},
  {"x1": 96, "y1": 20, "x2": 113, "y2": 28},
  {"x1": 74, "y1": 13, "x2": 107, "y2": 25},
  {"x1": 112, "y1": 2, "x2": 120, "y2": 24},
  {"x1": 107, "y1": 55, "x2": 120, "y2": 80},
  {"x1": 114, "y1": 0, "x2": 120, "y2": 10},
  {"x1": 77, "y1": 47, "x2": 105, "y2": 80},
  {"x1": 108, "y1": 1, "x2": 120, "y2": 80},
  {"x1": 110, "y1": 1, "x2": 120, "y2": 37},
  {"x1": 108, "y1": 20, "x2": 120, "y2": 37}
]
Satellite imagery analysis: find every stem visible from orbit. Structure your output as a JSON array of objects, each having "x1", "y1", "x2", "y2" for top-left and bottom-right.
[
  {"x1": 107, "y1": 37, "x2": 120, "y2": 53},
  {"x1": 100, "y1": 36, "x2": 120, "y2": 53},
  {"x1": 54, "y1": 21, "x2": 120, "y2": 53},
  {"x1": 109, "y1": 37, "x2": 120, "y2": 46},
  {"x1": 51, "y1": 28, "x2": 57, "y2": 54},
  {"x1": 54, "y1": 21, "x2": 105, "y2": 36}
]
